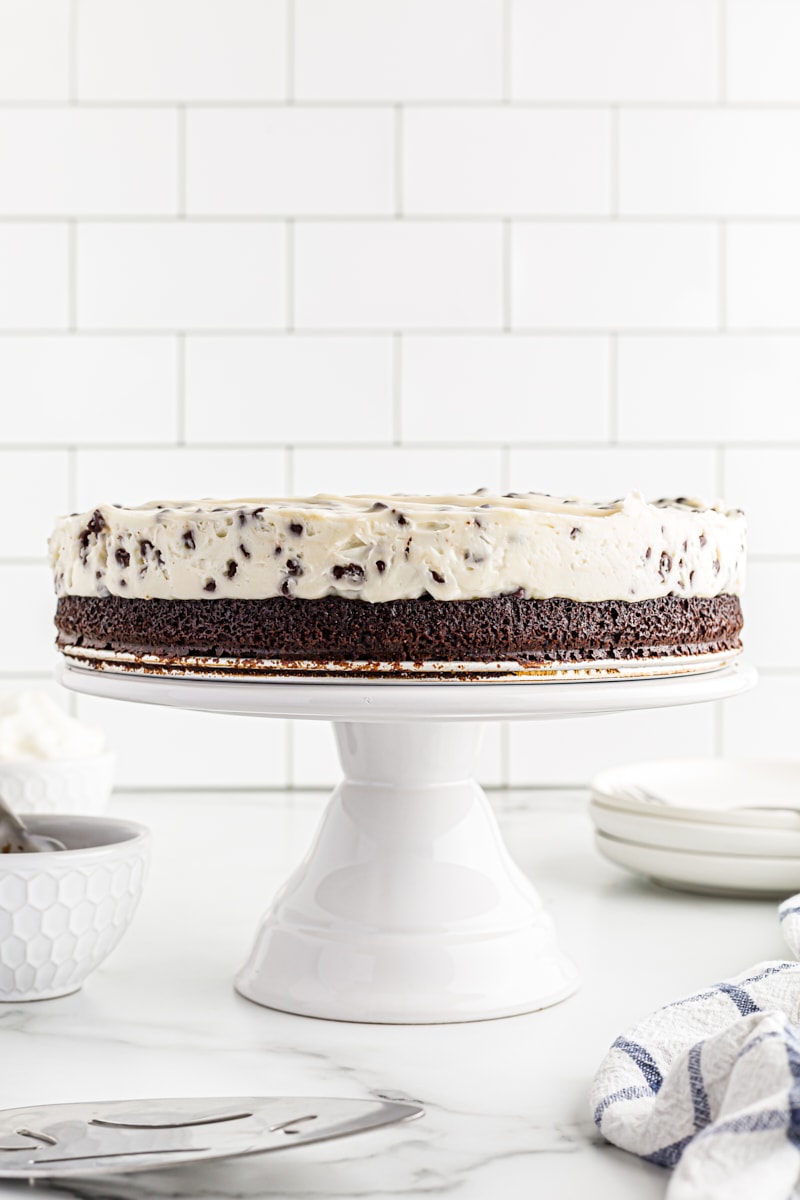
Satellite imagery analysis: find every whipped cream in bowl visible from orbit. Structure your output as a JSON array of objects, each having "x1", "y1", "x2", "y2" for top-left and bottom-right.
[{"x1": 0, "y1": 692, "x2": 114, "y2": 815}]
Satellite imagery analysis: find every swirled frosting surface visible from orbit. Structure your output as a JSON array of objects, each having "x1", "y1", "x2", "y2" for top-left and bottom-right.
[{"x1": 49, "y1": 490, "x2": 746, "y2": 604}]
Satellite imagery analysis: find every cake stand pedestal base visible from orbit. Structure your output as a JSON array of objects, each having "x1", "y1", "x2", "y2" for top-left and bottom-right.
[
  {"x1": 60, "y1": 659, "x2": 756, "y2": 1024},
  {"x1": 235, "y1": 721, "x2": 578, "y2": 1023}
]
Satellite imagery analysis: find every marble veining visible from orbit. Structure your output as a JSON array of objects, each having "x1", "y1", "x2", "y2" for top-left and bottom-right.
[{"x1": 0, "y1": 790, "x2": 785, "y2": 1199}]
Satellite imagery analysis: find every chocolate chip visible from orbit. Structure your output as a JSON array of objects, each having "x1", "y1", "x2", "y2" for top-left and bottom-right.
[
  {"x1": 203, "y1": 579, "x2": 216, "y2": 592},
  {"x1": 474, "y1": 518, "x2": 482, "y2": 528},
  {"x1": 682, "y1": 540, "x2": 688, "y2": 553},
  {"x1": 115, "y1": 548, "x2": 130, "y2": 568},
  {"x1": 394, "y1": 511, "x2": 408, "y2": 526},
  {"x1": 645, "y1": 547, "x2": 652, "y2": 560},
  {"x1": 225, "y1": 560, "x2": 238, "y2": 578},
  {"x1": 699, "y1": 534, "x2": 707, "y2": 548},
  {"x1": 404, "y1": 537, "x2": 412, "y2": 559},
  {"x1": 289, "y1": 522, "x2": 304, "y2": 535},
  {"x1": 370, "y1": 502, "x2": 388, "y2": 511},
  {"x1": 689, "y1": 570, "x2": 695, "y2": 584},
  {"x1": 376, "y1": 559, "x2": 386, "y2": 573},
  {"x1": 274, "y1": 544, "x2": 283, "y2": 556},
  {"x1": 119, "y1": 578, "x2": 127, "y2": 587},
  {"x1": 281, "y1": 579, "x2": 293, "y2": 597},
  {"x1": 239, "y1": 542, "x2": 251, "y2": 559},
  {"x1": 140, "y1": 538, "x2": 153, "y2": 557},
  {"x1": 238, "y1": 511, "x2": 247, "y2": 527},
  {"x1": 332, "y1": 563, "x2": 365, "y2": 581},
  {"x1": 95, "y1": 570, "x2": 102, "y2": 579},
  {"x1": 252, "y1": 507, "x2": 265, "y2": 518},
  {"x1": 570, "y1": 527, "x2": 580, "y2": 539},
  {"x1": 430, "y1": 570, "x2": 445, "y2": 584},
  {"x1": 659, "y1": 552, "x2": 672, "y2": 580},
  {"x1": 87, "y1": 509, "x2": 106, "y2": 536},
  {"x1": 286, "y1": 558, "x2": 303, "y2": 577},
  {"x1": 182, "y1": 529, "x2": 195, "y2": 551},
  {"x1": 712, "y1": 559, "x2": 721, "y2": 575}
]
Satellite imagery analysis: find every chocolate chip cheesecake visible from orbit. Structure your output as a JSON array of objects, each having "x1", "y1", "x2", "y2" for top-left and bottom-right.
[{"x1": 49, "y1": 491, "x2": 745, "y2": 675}]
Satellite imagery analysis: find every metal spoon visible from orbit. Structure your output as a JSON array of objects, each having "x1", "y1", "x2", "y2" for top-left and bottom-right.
[{"x1": 0, "y1": 794, "x2": 66, "y2": 854}]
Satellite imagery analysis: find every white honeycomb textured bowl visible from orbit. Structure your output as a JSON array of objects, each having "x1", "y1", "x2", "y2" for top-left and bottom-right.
[
  {"x1": 0, "y1": 815, "x2": 150, "y2": 1002},
  {"x1": 0, "y1": 752, "x2": 115, "y2": 816}
]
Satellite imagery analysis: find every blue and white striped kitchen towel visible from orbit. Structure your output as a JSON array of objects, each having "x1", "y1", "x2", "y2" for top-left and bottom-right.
[{"x1": 591, "y1": 897, "x2": 800, "y2": 1199}]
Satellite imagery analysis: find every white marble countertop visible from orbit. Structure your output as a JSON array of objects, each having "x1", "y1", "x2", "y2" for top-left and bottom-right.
[{"x1": 0, "y1": 788, "x2": 788, "y2": 1200}]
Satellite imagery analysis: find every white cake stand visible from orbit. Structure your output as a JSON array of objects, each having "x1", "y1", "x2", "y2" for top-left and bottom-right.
[{"x1": 59, "y1": 658, "x2": 756, "y2": 1024}]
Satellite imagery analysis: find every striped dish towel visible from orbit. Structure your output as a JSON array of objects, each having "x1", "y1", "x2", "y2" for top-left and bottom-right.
[{"x1": 591, "y1": 897, "x2": 800, "y2": 1199}]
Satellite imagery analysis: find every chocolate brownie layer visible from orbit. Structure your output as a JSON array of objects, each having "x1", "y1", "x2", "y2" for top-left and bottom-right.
[{"x1": 55, "y1": 594, "x2": 743, "y2": 663}]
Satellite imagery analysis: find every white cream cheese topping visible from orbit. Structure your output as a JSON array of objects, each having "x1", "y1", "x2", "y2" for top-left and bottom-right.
[{"x1": 49, "y1": 490, "x2": 746, "y2": 605}]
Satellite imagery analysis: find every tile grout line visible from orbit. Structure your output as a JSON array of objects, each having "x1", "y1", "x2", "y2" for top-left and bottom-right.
[
  {"x1": 285, "y1": 219, "x2": 295, "y2": 330},
  {"x1": 394, "y1": 106, "x2": 404, "y2": 216},
  {"x1": 3, "y1": 214, "x2": 800, "y2": 226},
  {"x1": 502, "y1": 0, "x2": 512, "y2": 102},
  {"x1": 176, "y1": 334, "x2": 186, "y2": 444},
  {"x1": 285, "y1": 721, "x2": 295, "y2": 798},
  {"x1": 69, "y1": 0, "x2": 79, "y2": 103},
  {"x1": 392, "y1": 333, "x2": 402, "y2": 444},
  {"x1": 7, "y1": 99, "x2": 800, "y2": 111},
  {"x1": 502, "y1": 221, "x2": 512, "y2": 330},
  {"x1": 718, "y1": 0, "x2": 728, "y2": 104},
  {"x1": 4, "y1": 440, "x2": 800, "y2": 453},
  {"x1": 68, "y1": 221, "x2": 77, "y2": 330},
  {"x1": 716, "y1": 443, "x2": 726, "y2": 495},
  {"x1": 286, "y1": 0, "x2": 295, "y2": 102},
  {"x1": 66, "y1": 445, "x2": 78, "y2": 512},
  {"x1": 718, "y1": 221, "x2": 727, "y2": 329},
  {"x1": 6, "y1": 327, "x2": 800, "y2": 339},
  {"x1": 500, "y1": 723, "x2": 510, "y2": 788},
  {"x1": 500, "y1": 444, "x2": 511, "y2": 490},
  {"x1": 609, "y1": 106, "x2": 619, "y2": 215},
  {"x1": 713, "y1": 701, "x2": 724, "y2": 758},
  {"x1": 177, "y1": 106, "x2": 187, "y2": 216},
  {"x1": 608, "y1": 334, "x2": 618, "y2": 442}
]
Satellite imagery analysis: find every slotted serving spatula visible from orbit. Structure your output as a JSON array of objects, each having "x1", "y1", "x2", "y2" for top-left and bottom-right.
[{"x1": 0, "y1": 1095, "x2": 424, "y2": 1179}]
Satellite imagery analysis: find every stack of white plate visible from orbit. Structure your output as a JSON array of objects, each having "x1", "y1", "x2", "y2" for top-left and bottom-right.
[{"x1": 590, "y1": 760, "x2": 800, "y2": 898}]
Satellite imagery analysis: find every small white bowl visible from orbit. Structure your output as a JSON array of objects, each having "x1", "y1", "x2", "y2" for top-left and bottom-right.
[
  {"x1": 0, "y1": 815, "x2": 150, "y2": 1002},
  {"x1": 0, "y1": 752, "x2": 116, "y2": 816}
]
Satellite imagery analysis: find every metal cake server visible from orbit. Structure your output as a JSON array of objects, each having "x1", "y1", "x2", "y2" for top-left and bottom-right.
[{"x1": 0, "y1": 1095, "x2": 424, "y2": 1179}]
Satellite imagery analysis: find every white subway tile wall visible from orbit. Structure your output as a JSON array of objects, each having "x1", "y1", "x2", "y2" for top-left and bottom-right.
[{"x1": 0, "y1": 0, "x2": 790, "y2": 788}]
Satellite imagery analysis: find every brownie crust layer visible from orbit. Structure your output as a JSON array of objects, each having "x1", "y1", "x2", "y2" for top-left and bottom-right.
[{"x1": 55, "y1": 594, "x2": 743, "y2": 664}]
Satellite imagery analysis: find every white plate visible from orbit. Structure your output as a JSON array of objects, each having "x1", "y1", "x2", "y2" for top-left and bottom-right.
[
  {"x1": 595, "y1": 830, "x2": 800, "y2": 897},
  {"x1": 592, "y1": 759, "x2": 800, "y2": 831},
  {"x1": 588, "y1": 797, "x2": 800, "y2": 857}
]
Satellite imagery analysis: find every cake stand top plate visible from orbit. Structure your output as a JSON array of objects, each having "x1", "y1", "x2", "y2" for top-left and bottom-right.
[{"x1": 59, "y1": 658, "x2": 756, "y2": 723}]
